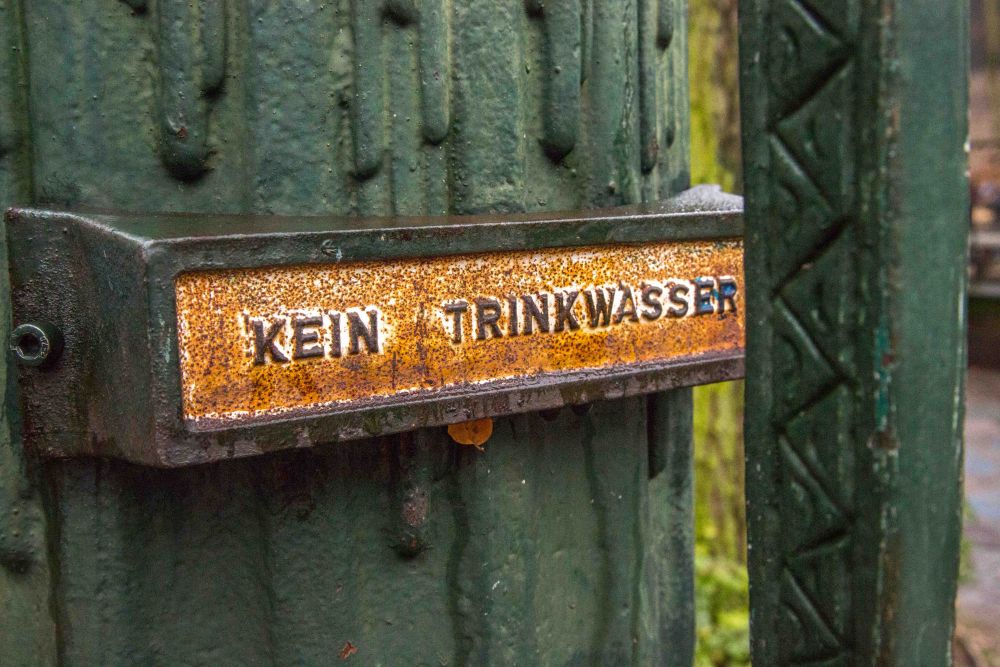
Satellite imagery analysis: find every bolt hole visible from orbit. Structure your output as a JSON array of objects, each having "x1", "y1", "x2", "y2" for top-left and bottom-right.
[
  {"x1": 10, "y1": 323, "x2": 61, "y2": 367},
  {"x1": 16, "y1": 332, "x2": 42, "y2": 358}
]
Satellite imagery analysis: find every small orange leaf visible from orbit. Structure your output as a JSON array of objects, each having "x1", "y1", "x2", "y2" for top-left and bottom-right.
[
  {"x1": 339, "y1": 642, "x2": 358, "y2": 660},
  {"x1": 448, "y1": 418, "x2": 494, "y2": 450}
]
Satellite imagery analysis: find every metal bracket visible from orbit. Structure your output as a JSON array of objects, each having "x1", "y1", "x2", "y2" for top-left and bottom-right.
[{"x1": 7, "y1": 186, "x2": 744, "y2": 467}]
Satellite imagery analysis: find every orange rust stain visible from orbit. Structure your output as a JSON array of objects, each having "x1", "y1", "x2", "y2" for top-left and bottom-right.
[
  {"x1": 175, "y1": 240, "x2": 744, "y2": 426},
  {"x1": 339, "y1": 642, "x2": 357, "y2": 660},
  {"x1": 447, "y1": 418, "x2": 494, "y2": 449}
]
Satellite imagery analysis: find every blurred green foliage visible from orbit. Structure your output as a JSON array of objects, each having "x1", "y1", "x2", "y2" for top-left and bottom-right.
[
  {"x1": 692, "y1": 383, "x2": 749, "y2": 667},
  {"x1": 695, "y1": 543, "x2": 750, "y2": 667},
  {"x1": 689, "y1": 0, "x2": 750, "y2": 664}
]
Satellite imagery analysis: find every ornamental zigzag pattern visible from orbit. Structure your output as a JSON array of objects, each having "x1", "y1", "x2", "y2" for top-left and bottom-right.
[{"x1": 766, "y1": 0, "x2": 858, "y2": 664}]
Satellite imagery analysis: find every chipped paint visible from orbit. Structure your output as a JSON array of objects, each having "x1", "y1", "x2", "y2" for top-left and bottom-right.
[{"x1": 175, "y1": 239, "x2": 744, "y2": 428}]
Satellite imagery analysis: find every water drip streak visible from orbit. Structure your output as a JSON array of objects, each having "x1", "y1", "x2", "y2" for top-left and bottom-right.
[
  {"x1": 200, "y1": 0, "x2": 227, "y2": 94},
  {"x1": 580, "y1": 0, "x2": 592, "y2": 84},
  {"x1": 638, "y1": 0, "x2": 661, "y2": 173},
  {"x1": 529, "y1": 0, "x2": 581, "y2": 160},
  {"x1": 445, "y1": 450, "x2": 473, "y2": 664},
  {"x1": 154, "y1": 0, "x2": 225, "y2": 180},
  {"x1": 586, "y1": 1, "x2": 632, "y2": 205},
  {"x1": 351, "y1": 0, "x2": 450, "y2": 179},
  {"x1": 580, "y1": 414, "x2": 613, "y2": 659},
  {"x1": 418, "y1": 0, "x2": 450, "y2": 144},
  {"x1": 350, "y1": 0, "x2": 386, "y2": 178},
  {"x1": 657, "y1": 0, "x2": 674, "y2": 48},
  {"x1": 384, "y1": 0, "x2": 418, "y2": 24}
]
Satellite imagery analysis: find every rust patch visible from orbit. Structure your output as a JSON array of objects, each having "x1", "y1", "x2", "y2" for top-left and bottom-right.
[{"x1": 175, "y1": 240, "x2": 744, "y2": 427}]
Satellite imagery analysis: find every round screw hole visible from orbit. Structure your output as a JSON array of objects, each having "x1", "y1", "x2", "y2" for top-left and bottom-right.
[
  {"x1": 16, "y1": 332, "x2": 41, "y2": 357},
  {"x1": 10, "y1": 323, "x2": 62, "y2": 367}
]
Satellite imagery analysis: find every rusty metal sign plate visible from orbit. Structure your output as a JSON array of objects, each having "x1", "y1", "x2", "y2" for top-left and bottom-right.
[
  {"x1": 175, "y1": 240, "x2": 744, "y2": 429},
  {"x1": 7, "y1": 189, "x2": 744, "y2": 466}
]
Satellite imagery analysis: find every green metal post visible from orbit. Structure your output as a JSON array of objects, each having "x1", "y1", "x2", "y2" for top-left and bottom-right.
[
  {"x1": 740, "y1": 0, "x2": 969, "y2": 663},
  {"x1": 0, "y1": 1, "x2": 697, "y2": 664}
]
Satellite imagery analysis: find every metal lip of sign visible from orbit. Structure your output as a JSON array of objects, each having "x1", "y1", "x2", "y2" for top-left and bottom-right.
[{"x1": 6, "y1": 187, "x2": 744, "y2": 467}]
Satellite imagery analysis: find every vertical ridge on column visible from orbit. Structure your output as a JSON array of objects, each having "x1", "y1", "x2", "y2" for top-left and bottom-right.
[
  {"x1": 638, "y1": 0, "x2": 661, "y2": 174},
  {"x1": 200, "y1": 0, "x2": 227, "y2": 94},
  {"x1": 349, "y1": 0, "x2": 386, "y2": 180},
  {"x1": 115, "y1": 462, "x2": 278, "y2": 664},
  {"x1": 48, "y1": 463, "x2": 132, "y2": 665},
  {"x1": 418, "y1": 0, "x2": 451, "y2": 145},
  {"x1": 659, "y1": 0, "x2": 687, "y2": 196},
  {"x1": 387, "y1": 19, "x2": 425, "y2": 216},
  {"x1": 527, "y1": 0, "x2": 582, "y2": 161},
  {"x1": 450, "y1": 0, "x2": 525, "y2": 213},
  {"x1": 579, "y1": 400, "x2": 652, "y2": 663},
  {"x1": 245, "y1": 0, "x2": 346, "y2": 214},
  {"x1": 445, "y1": 417, "x2": 540, "y2": 664},
  {"x1": 585, "y1": 0, "x2": 640, "y2": 206},
  {"x1": 646, "y1": 390, "x2": 695, "y2": 666},
  {"x1": 154, "y1": 0, "x2": 226, "y2": 180}
]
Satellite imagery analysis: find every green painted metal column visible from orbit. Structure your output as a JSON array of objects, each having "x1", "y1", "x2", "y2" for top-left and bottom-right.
[
  {"x1": 0, "y1": 1, "x2": 697, "y2": 664},
  {"x1": 740, "y1": 0, "x2": 968, "y2": 663}
]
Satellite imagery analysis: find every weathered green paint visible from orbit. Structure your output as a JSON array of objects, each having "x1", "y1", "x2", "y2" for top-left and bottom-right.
[
  {"x1": 740, "y1": 0, "x2": 968, "y2": 663},
  {"x1": 0, "y1": 0, "x2": 58, "y2": 662},
  {"x1": 0, "y1": 1, "x2": 696, "y2": 664},
  {"x1": 647, "y1": 388, "x2": 696, "y2": 666}
]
